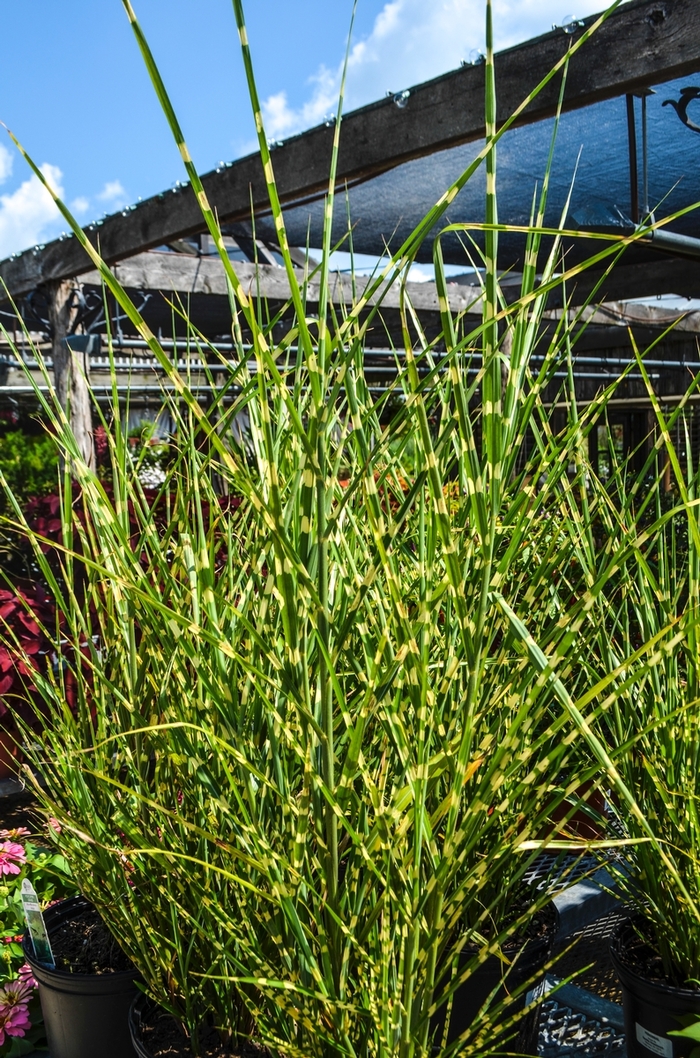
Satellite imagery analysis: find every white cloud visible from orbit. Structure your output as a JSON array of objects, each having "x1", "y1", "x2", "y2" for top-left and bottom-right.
[
  {"x1": 0, "y1": 144, "x2": 13, "y2": 186},
  {"x1": 261, "y1": 0, "x2": 615, "y2": 140},
  {"x1": 70, "y1": 196, "x2": 90, "y2": 217},
  {"x1": 262, "y1": 65, "x2": 339, "y2": 142},
  {"x1": 96, "y1": 179, "x2": 128, "y2": 208},
  {"x1": 0, "y1": 163, "x2": 64, "y2": 259},
  {"x1": 67, "y1": 181, "x2": 128, "y2": 224},
  {"x1": 0, "y1": 163, "x2": 131, "y2": 260}
]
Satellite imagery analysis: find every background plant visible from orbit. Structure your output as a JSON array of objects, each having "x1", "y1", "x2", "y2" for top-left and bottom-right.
[
  {"x1": 0, "y1": 431, "x2": 58, "y2": 516},
  {"x1": 0, "y1": 821, "x2": 73, "y2": 1057}
]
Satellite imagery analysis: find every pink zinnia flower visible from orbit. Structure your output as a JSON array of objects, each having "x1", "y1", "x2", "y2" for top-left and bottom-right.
[
  {"x1": 0, "y1": 978, "x2": 33, "y2": 1044},
  {"x1": 17, "y1": 965, "x2": 37, "y2": 990},
  {"x1": 0, "y1": 980, "x2": 32, "y2": 1006},
  {"x1": 0, "y1": 1002, "x2": 31, "y2": 1044},
  {"x1": 0, "y1": 842, "x2": 26, "y2": 877},
  {"x1": 47, "y1": 817, "x2": 62, "y2": 835},
  {"x1": 0, "y1": 828, "x2": 30, "y2": 840}
]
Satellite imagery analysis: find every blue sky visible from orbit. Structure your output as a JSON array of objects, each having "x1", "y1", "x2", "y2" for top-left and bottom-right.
[{"x1": 0, "y1": 0, "x2": 613, "y2": 258}]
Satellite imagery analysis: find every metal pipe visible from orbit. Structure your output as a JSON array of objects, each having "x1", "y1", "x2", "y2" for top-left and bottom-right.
[
  {"x1": 0, "y1": 368, "x2": 659, "y2": 397},
  {"x1": 550, "y1": 392, "x2": 700, "y2": 409},
  {"x1": 4, "y1": 330, "x2": 700, "y2": 366},
  {"x1": 533, "y1": 355, "x2": 700, "y2": 370},
  {"x1": 113, "y1": 337, "x2": 238, "y2": 352},
  {"x1": 1, "y1": 353, "x2": 695, "y2": 374},
  {"x1": 642, "y1": 228, "x2": 700, "y2": 261},
  {"x1": 1, "y1": 353, "x2": 685, "y2": 375},
  {"x1": 642, "y1": 92, "x2": 650, "y2": 217},
  {"x1": 626, "y1": 94, "x2": 640, "y2": 225},
  {"x1": 2, "y1": 336, "x2": 698, "y2": 384}
]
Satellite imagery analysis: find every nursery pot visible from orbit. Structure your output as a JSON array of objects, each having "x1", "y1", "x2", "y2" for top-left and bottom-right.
[
  {"x1": 431, "y1": 915, "x2": 555, "y2": 1054},
  {"x1": 129, "y1": 993, "x2": 156, "y2": 1058},
  {"x1": 130, "y1": 994, "x2": 208, "y2": 1058},
  {"x1": 610, "y1": 917, "x2": 700, "y2": 1058},
  {"x1": 23, "y1": 895, "x2": 139, "y2": 1058},
  {"x1": 547, "y1": 780, "x2": 607, "y2": 840}
]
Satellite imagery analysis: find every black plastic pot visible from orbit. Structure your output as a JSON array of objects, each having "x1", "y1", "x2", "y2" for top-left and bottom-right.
[
  {"x1": 130, "y1": 994, "x2": 200, "y2": 1058},
  {"x1": 129, "y1": 993, "x2": 157, "y2": 1058},
  {"x1": 610, "y1": 917, "x2": 700, "y2": 1058},
  {"x1": 431, "y1": 920, "x2": 554, "y2": 1054},
  {"x1": 23, "y1": 895, "x2": 140, "y2": 1058}
]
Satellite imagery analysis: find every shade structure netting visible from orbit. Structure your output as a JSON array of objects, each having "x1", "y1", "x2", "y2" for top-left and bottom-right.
[{"x1": 254, "y1": 75, "x2": 700, "y2": 273}]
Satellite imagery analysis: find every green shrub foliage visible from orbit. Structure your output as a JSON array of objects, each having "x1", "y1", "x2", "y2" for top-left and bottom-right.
[{"x1": 0, "y1": 432, "x2": 57, "y2": 512}]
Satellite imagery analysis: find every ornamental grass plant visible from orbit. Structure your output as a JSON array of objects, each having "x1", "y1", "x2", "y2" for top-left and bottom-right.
[
  {"x1": 578, "y1": 382, "x2": 700, "y2": 986},
  {"x1": 0, "y1": 0, "x2": 696, "y2": 1054}
]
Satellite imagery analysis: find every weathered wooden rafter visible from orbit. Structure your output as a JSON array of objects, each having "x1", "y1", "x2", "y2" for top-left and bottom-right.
[
  {"x1": 78, "y1": 253, "x2": 484, "y2": 315},
  {"x1": 0, "y1": 0, "x2": 697, "y2": 300},
  {"x1": 78, "y1": 248, "x2": 700, "y2": 318}
]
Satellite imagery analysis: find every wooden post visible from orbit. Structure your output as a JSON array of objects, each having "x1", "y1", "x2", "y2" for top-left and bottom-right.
[{"x1": 48, "y1": 281, "x2": 95, "y2": 471}]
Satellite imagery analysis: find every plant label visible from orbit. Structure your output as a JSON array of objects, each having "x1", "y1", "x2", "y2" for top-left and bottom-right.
[
  {"x1": 20, "y1": 879, "x2": 55, "y2": 968},
  {"x1": 636, "y1": 1024, "x2": 673, "y2": 1058}
]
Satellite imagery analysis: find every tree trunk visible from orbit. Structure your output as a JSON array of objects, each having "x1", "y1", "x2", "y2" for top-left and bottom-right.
[{"x1": 48, "y1": 281, "x2": 95, "y2": 471}]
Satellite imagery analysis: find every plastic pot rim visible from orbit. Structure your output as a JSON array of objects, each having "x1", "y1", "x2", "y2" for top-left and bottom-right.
[
  {"x1": 610, "y1": 915, "x2": 700, "y2": 1001},
  {"x1": 22, "y1": 894, "x2": 139, "y2": 989}
]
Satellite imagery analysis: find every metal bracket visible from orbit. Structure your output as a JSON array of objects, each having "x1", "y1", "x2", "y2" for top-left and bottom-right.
[{"x1": 662, "y1": 86, "x2": 700, "y2": 133}]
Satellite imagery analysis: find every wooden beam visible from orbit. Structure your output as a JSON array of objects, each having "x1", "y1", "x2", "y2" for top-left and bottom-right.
[
  {"x1": 78, "y1": 252, "x2": 486, "y2": 315},
  {"x1": 85, "y1": 249, "x2": 700, "y2": 316},
  {"x1": 74, "y1": 252, "x2": 700, "y2": 349},
  {"x1": 1, "y1": 0, "x2": 698, "y2": 299}
]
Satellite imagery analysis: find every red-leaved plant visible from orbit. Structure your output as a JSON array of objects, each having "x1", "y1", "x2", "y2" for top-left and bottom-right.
[{"x1": 0, "y1": 482, "x2": 243, "y2": 765}]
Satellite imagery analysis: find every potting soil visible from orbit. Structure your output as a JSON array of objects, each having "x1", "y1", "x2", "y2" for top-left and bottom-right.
[
  {"x1": 138, "y1": 1006, "x2": 270, "y2": 1058},
  {"x1": 50, "y1": 905, "x2": 135, "y2": 975},
  {"x1": 0, "y1": 789, "x2": 38, "y2": 832},
  {"x1": 614, "y1": 917, "x2": 700, "y2": 991}
]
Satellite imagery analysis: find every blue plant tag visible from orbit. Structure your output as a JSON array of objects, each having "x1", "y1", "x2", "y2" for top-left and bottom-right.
[{"x1": 21, "y1": 879, "x2": 55, "y2": 968}]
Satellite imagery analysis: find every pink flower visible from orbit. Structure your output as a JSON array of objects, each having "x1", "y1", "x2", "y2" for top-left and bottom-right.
[
  {"x1": 47, "y1": 817, "x2": 62, "y2": 835},
  {"x1": 0, "y1": 1002, "x2": 31, "y2": 1044},
  {"x1": 0, "y1": 978, "x2": 33, "y2": 1045},
  {"x1": 17, "y1": 965, "x2": 36, "y2": 990},
  {"x1": 0, "y1": 842, "x2": 25, "y2": 877},
  {"x1": 0, "y1": 828, "x2": 30, "y2": 840},
  {"x1": 0, "y1": 980, "x2": 32, "y2": 1006}
]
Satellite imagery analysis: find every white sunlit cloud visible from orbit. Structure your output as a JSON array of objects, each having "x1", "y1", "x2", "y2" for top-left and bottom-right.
[
  {"x1": 260, "y1": 0, "x2": 615, "y2": 141},
  {"x1": 0, "y1": 163, "x2": 64, "y2": 260},
  {"x1": 0, "y1": 144, "x2": 13, "y2": 185},
  {"x1": 70, "y1": 180, "x2": 129, "y2": 223},
  {"x1": 70, "y1": 196, "x2": 90, "y2": 217},
  {"x1": 96, "y1": 179, "x2": 129, "y2": 209},
  {"x1": 0, "y1": 140, "x2": 132, "y2": 258}
]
